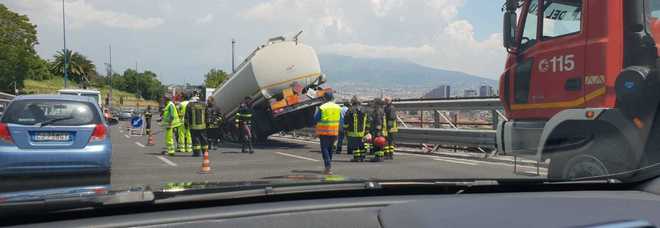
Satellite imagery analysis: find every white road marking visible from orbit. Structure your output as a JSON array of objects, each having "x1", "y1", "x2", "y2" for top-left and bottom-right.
[
  {"x1": 124, "y1": 134, "x2": 130, "y2": 139},
  {"x1": 135, "y1": 142, "x2": 145, "y2": 147},
  {"x1": 275, "y1": 152, "x2": 320, "y2": 162},
  {"x1": 396, "y1": 152, "x2": 548, "y2": 171},
  {"x1": 157, "y1": 156, "x2": 177, "y2": 167},
  {"x1": 433, "y1": 158, "x2": 478, "y2": 166},
  {"x1": 479, "y1": 160, "x2": 548, "y2": 171},
  {"x1": 271, "y1": 136, "x2": 318, "y2": 145},
  {"x1": 520, "y1": 170, "x2": 548, "y2": 176}
]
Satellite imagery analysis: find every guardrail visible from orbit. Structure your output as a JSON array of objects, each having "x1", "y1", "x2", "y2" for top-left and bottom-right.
[
  {"x1": 392, "y1": 97, "x2": 502, "y2": 111},
  {"x1": 0, "y1": 92, "x2": 16, "y2": 110},
  {"x1": 397, "y1": 128, "x2": 496, "y2": 148},
  {"x1": 287, "y1": 97, "x2": 504, "y2": 150},
  {"x1": 0, "y1": 92, "x2": 16, "y2": 100}
]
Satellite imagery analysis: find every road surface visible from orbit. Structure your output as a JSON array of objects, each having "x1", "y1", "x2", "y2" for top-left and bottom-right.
[{"x1": 110, "y1": 123, "x2": 546, "y2": 190}]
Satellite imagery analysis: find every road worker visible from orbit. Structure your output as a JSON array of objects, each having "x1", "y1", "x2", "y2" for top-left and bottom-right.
[
  {"x1": 383, "y1": 97, "x2": 398, "y2": 160},
  {"x1": 186, "y1": 91, "x2": 208, "y2": 157},
  {"x1": 177, "y1": 93, "x2": 192, "y2": 153},
  {"x1": 344, "y1": 96, "x2": 368, "y2": 162},
  {"x1": 369, "y1": 98, "x2": 387, "y2": 162},
  {"x1": 315, "y1": 91, "x2": 342, "y2": 174},
  {"x1": 235, "y1": 97, "x2": 254, "y2": 154},
  {"x1": 159, "y1": 96, "x2": 181, "y2": 156}
]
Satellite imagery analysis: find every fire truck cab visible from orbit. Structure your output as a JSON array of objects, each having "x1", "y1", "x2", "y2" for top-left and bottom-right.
[{"x1": 498, "y1": 0, "x2": 660, "y2": 179}]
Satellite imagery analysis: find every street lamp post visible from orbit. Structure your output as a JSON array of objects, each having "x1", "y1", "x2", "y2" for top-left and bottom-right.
[
  {"x1": 62, "y1": 0, "x2": 69, "y2": 88},
  {"x1": 232, "y1": 39, "x2": 236, "y2": 73}
]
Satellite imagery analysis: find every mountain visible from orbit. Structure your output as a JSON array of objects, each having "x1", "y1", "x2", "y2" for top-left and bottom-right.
[{"x1": 318, "y1": 54, "x2": 497, "y2": 91}]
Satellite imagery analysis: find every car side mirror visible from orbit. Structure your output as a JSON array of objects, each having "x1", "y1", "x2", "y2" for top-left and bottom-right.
[{"x1": 503, "y1": 11, "x2": 518, "y2": 50}]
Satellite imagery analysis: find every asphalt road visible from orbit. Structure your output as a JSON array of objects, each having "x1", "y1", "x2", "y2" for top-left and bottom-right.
[{"x1": 110, "y1": 123, "x2": 547, "y2": 190}]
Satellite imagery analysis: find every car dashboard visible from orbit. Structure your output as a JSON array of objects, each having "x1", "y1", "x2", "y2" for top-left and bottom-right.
[{"x1": 7, "y1": 186, "x2": 660, "y2": 228}]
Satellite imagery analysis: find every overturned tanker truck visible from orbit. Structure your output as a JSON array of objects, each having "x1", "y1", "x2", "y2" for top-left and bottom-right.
[{"x1": 211, "y1": 33, "x2": 331, "y2": 141}]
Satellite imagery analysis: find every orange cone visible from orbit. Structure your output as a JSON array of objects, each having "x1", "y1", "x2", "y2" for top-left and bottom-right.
[
  {"x1": 147, "y1": 133, "x2": 155, "y2": 146},
  {"x1": 199, "y1": 149, "x2": 211, "y2": 174}
]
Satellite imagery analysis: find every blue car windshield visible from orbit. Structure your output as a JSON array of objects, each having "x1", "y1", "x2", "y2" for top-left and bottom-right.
[{"x1": 2, "y1": 100, "x2": 99, "y2": 126}]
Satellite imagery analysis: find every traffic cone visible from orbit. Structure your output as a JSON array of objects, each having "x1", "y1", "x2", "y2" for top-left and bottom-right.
[
  {"x1": 199, "y1": 149, "x2": 211, "y2": 174},
  {"x1": 147, "y1": 132, "x2": 155, "y2": 146}
]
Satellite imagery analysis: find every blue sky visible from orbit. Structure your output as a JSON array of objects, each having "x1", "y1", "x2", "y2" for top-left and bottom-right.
[
  {"x1": 5, "y1": 0, "x2": 507, "y2": 83},
  {"x1": 459, "y1": 0, "x2": 502, "y2": 40}
]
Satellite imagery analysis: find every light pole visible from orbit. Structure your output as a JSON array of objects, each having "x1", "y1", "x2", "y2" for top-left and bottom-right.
[
  {"x1": 231, "y1": 39, "x2": 236, "y2": 73},
  {"x1": 106, "y1": 44, "x2": 113, "y2": 109},
  {"x1": 62, "y1": 0, "x2": 69, "y2": 88}
]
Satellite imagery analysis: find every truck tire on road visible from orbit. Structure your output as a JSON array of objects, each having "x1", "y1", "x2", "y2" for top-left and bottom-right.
[
  {"x1": 546, "y1": 122, "x2": 635, "y2": 179},
  {"x1": 560, "y1": 154, "x2": 609, "y2": 179}
]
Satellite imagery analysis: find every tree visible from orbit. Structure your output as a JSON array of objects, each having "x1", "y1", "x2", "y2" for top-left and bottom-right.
[
  {"x1": 49, "y1": 49, "x2": 97, "y2": 85},
  {"x1": 26, "y1": 57, "x2": 55, "y2": 80},
  {"x1": 204, "y1": 69, "x2": 229, "y2": 88},
  {"x1": 110, "y1": 69, "x2": 166, "y2": 100},
  {"x1": 0, "y1": 4, "x2": 40, "y2": 93}
]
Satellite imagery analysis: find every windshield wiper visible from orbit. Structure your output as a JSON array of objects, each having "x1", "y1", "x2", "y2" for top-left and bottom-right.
[{"x1": 35, "y1": 116, "x2": 74, "y2": 127}]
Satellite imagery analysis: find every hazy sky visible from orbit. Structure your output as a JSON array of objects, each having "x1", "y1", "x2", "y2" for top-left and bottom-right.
[{"x1": 4, "y1": 0, "x2": 506, "y2": 84}]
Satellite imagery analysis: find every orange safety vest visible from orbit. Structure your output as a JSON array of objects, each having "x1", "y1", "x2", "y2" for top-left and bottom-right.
[{"x1": 316, "y1": 102, "x2": 341, "y2": 136}]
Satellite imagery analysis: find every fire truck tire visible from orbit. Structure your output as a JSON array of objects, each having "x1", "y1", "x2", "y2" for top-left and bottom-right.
[{"x1": 560, "y1": 154, "x2": 609, "y2": 179}]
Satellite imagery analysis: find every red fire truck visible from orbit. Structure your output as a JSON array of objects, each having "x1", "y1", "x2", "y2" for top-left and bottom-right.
[{"x1": 498, "y1": 0, "x2": 660, "y2": 179}]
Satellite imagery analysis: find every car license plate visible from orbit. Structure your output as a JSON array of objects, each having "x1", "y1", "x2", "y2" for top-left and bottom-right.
[{"x1": 33, "y1": 132, "x2": 71, "y2": 142}]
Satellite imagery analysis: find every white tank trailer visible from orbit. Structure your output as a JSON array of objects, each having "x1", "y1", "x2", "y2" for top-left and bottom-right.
[{"x1": 211, "y1": 33, "x2": 330, "y2": 141}]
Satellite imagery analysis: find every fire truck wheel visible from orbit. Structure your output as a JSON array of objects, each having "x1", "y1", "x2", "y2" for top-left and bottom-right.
[{"x1": 560, "y1": 154, "x2": 609, "y2": 179}]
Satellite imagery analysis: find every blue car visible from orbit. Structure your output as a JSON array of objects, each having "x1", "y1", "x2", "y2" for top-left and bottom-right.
[{"x1": 0, "y1": 95, "x2": 112, "y2": 181}]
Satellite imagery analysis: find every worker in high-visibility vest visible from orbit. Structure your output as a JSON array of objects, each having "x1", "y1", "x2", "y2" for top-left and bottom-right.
[
  {"x1": 383, "y1": 97, "x2": 398, "y2": 160},
  {"x1": 369, "y1": 98, "x2": 387, "y2": 162},
  {"x1": 177, "y1": 94, "x2": 192, "y2": 153},
  {"x1": 344, "y1": 96, "x2": 368, "y2": 162},
  {"x1": 185, "y1": 91, "x2": 208, "y2": 157},
  {"x1": 235, "y1": 97, "x2": 254, "y2": 154},
  {"x1": 315, "y1": 91, "x2": 342, "y2": 175},
  {"x1": 159, "y1": 96, "x2": 182, "y2": 156}
]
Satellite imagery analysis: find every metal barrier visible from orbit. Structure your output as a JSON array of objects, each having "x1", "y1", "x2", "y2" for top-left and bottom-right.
[
  {"x1": 0, "y1": 92, "x2": 16, "y2": 113},
  {"x1": 287, "y1": 98, "x2": 504, "y2": 150},
  {"x1": 392, "y1": 97, "x2": 502, "y2": 111},
  {"x1": 397, "y1": 128, "x2": 496, "y2": 148},
  {"x1": 0, "y1": 92, "x2": 16, "y2": 100}
]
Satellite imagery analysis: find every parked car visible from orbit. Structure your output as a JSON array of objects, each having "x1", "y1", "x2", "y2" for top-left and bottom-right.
[
  {"x1": 0, "y1": 95, "x2": 112, "y2": 182},
  {"x1": 103, "y1": 108, "x2": 119, "y2": 125},
  {"x1": 118, "y1": 111, "x2": 134, "y2": 120}
]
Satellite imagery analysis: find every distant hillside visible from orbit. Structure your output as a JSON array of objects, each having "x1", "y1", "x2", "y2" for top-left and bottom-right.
[
  {"x1": 319, "y1": 54, "x2": 497, "y2": 89},
  {"x1": 23, "y1": 78, "x2": 158, "y2": 108}
]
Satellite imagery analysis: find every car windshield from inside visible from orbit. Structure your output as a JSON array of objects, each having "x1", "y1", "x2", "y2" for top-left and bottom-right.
[
  {"x1": 2, "y1": 100, "x2": 100, "y2": 126},
  {"x1": 4, "y1": 1, "x2": 660, "y2": 223}
]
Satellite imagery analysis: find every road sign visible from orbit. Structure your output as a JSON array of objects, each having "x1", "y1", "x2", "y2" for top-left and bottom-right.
[{"x1": 131, "y1": 116, "x2": 143, "y2": 128}]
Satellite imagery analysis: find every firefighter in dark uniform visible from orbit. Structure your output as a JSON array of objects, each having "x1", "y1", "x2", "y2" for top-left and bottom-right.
[
  {"x1": 185, "y1": 91, "x2": 208, "y2": 157},
  {"x1": 206, "y1": 97, "x2": 223, "y2": 150},
  {"x1": 383, "y1": 97, "x2": 398, "y2": 160},
  {"x1": 344, "y1": 96, "x2": 369, "y2": 162},
  {"x1": 144, "y1": 106, "x2": 153, "y2": 136},
  {"x1": 235, "y1": 97, "x2": 254, "y2": 154},
  {"x1": 369, "y1": 98, "x2": 387, "y2": 162}
]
